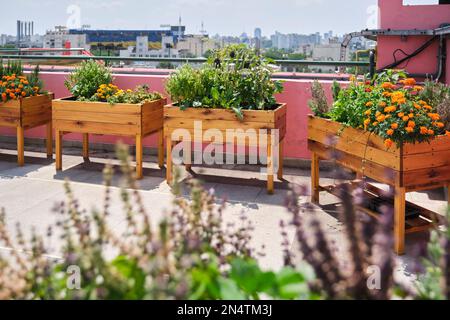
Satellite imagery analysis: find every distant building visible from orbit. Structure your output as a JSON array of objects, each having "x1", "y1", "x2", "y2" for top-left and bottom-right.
[
  {"x1": 271, "y1": 31, "x2": 322, "y2": 50},
  {"x1": 177, "y1": 35, "x2": 219, "y2": 57},
  {"x1": 120, "y1": 35, "x2": 179, "y2": 60},
  {"x1": 254, "y1": 28, "x2": 262, "y2": 40},
  {"x1": 0, "y1": 34, "x2": 7, "y2": 46},
  {"x1": 311, "y1": 42, "x2": 348, "y2": 72},
  {"x1": 44, "y1": 26, "x2": 89, "y2": 50},
  {"x1": 68, "y1": 26, "x2": 185, "y2": 51}
]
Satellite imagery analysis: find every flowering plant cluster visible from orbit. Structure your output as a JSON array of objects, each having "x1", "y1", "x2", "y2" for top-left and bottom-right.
[
  {"x1": 65, "y1": 60, "x2": 162, "y2": 104},
  {"x1": 330, "y1": 70, "x2": 449, "y2": 148},
  {"x1": 0, "y1": 74, "x2": 41, "y2": 102},
  {"x1": 93, "y1": 84, "x2": 162, "y2": 104},
  {"x1": 0, "y1": 61, "x2": 44, "y2": 103}
]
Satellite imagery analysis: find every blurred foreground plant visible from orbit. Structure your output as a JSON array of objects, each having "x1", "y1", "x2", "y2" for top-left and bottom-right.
[{"x1": 0, "y1": 144, "x2": 312, "y2": 300}]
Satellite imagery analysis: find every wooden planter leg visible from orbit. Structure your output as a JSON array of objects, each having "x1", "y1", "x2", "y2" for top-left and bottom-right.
[
  {"x1": 135, "y1": 134, "x2": 143, "y2": 180},
  {"x1": 166, "y1": 137, "x2": 173, "y2": 185},
  {"x1": 277, "y1": 139, "x2": 284, "y2": 181},
  {"x1": 311, "y1": 152, "x2": 320, "y2": 204},
  {"x1": 394, "y1": 186, "x2": 406, "y2": 255},
  {"x1": 46, "y1": 123, "x2": 53, "y2": 159},
  {"x1": 267, "y1": 132, "x2": 274, "y2": 195},
  {"x1": 158, "y1": 129, "x2": 164, "y2": 168},
  {"x1": 17, "y1": 127, "x2": 24, "y2": 166},
  {"x1": 82, "y1": 133, "x2": 89, "y2": 162},
  {"x1": 55, "y1": 130, "x2": 62, "y2": 171}
]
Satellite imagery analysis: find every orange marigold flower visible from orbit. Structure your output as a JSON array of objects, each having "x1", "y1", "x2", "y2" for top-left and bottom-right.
[
  {"x1": 379, "y1": 101, "x2": 387, "y2": 107},
  {"x1": 407, "y1": 121, "x2": 415, "y2": 128},
  {"x1": 381, "y1": 82, "x2": 393, "y2": 90},
  {"x1": 428, "y1": 113, "x2": 440, "y2": 121},
  {"x1": 398, "y1": 112, "x2": 405, "y2": 118},
  {"x1": 364, "y1": 110, "x2": 371, "y2": 116},
  {"x1": 21, "y1": 91, "x2": 26, "y2": 97},
  {"x1": 377, "y1": 115, "x2": 386, "y2": 122},
  {"x1": 419, "y1": 100, "x2": 427, "y2": 106},
  {"x1": 387, "y1": 129, "x2": 394, "y2": 136},
  {"x1": 435, "y1": 122, "x2": 445, "y2": 128},
  {"x1": 400, "y1": 78, "x2": 416, "y2": 86},
  {"x1": 413, "y1": 85, "x2": 423, "y2": 91},
  {"x1": 413, "y1": 103, "x2": 422, "y2": 110},
  {"x1": 446, "y1": 131, "x2": 450, "y2": 137},
  {"x1": 365, "y1": 101, "x2": 373, "y2": 107},
  {"x1": 402, "y1": 116, "x2": 409, "y2": 122},
  {"x1": 408, "y1": 113, "x2": 414, "y2": 119},
  {"x1": 384, "y1": 139, "x2": 393, "y2": 148},
  {"x1": 391, "y1": 123, "x2": 399, "y2": 129},
  {"x1": 384, "y1": 106, "x2": 397, "y2": 113},
  {"x1": 405, "y1": 127, "x2": 414, "y2": 133},
  {"x1": 423, "y1": 105, "x2": 432, "y2": 110},
  {"x1": 428, "y1": 129, "x2": 434, "y2": 135},
  {"x1": 373, "y1": 122, "x2": 379, "y2": 126},
  {"x1": 420, "y1": 127, "x2": 428, "y2": 134}
]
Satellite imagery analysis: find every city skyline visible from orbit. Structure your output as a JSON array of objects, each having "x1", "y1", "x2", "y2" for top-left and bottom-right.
[{"x1": 1, "y1": 0, "x2": 380, "y2": 37}]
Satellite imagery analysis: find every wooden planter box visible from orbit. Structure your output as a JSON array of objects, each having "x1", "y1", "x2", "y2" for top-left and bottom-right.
[
  {"x1": 307, "y1": 115, "x2": 450, "y2": 254},
  {"x1": 164, "y1": 103, "x2": 287, "y2": 194},
  {"x1": 0, "y1": 94, "x2": 54, "y2": 165},
  {"x1": 52, "y1": 97, "x2": 167, "y2": 179}
]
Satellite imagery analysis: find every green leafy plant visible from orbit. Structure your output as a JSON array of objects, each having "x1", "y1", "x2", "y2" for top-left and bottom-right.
[
  {"x1": 165, "y1": 44, "x2": 283, "y2": 119},
  {"x1": 308, "y1": 80, "x2": 331, "y2": 118},
  {"x1": 329, "y1": 71, "x2": 447, "y2": 147},
  {"x1": 421, "y1": 81, "x2": 450, "y2": 131},
  {"x1": 415, "y1": 208, "x2": 450, "y2": 300},
  {"x1": 0, "y1": 59, "x2": 23, "y2": 79},
  {"x1": 65, "y1": 60, "x2": 113, "y2": 100}
]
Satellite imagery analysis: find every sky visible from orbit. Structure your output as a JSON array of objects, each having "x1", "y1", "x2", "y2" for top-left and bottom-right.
[{"x1": 0, "y1": 0, "x2": 439, "y2": 37}]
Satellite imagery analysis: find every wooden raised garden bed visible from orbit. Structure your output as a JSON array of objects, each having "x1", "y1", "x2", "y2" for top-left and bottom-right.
[
  {"x1": 0, "y1": 94, "x2": 54, "y2": 165},
  {"x1": 307, "y1": 115, "x2": 450, "y2": 255},
  {"x1": 52, "y1": 97, "x2": 167, "y2": 179},
  {"x1": 164, "y1": 103, "x2": 287, "y2": 194}
]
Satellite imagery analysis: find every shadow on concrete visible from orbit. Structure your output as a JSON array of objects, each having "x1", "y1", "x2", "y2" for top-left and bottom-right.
[
  {"x1": 52, "y1": 160, "x2": 166, "y2": 191},
  {"x1": 0, "y1": 153, "x2": 54, "y2": 177}
]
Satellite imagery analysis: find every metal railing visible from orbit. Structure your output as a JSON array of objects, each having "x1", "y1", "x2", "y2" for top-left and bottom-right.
[{"x1": 0, "y1": 53, "x2": 370, "y2": 67}]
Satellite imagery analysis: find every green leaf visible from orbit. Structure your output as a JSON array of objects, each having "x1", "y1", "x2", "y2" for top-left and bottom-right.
[{"x1": 218, "y1": 277, "x2": 247, "y2": 300}]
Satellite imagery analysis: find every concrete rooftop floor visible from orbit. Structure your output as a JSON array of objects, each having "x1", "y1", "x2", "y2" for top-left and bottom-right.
[{"x1": 0, "y1": 141, "x2": 448, "y2": 288}]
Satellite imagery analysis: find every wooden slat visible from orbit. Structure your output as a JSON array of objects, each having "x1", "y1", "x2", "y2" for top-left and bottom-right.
[
  {"x1": 53, "y1": 109, "x2": 140, "y2": 125},
  {"x1": 165, "y1": 118, "x2": 276, "y2": 131},
  {"x1": 52, "y1": 99, "x2": 142, "y2": 114},
  {"x1": 308, "y1": 140, "x2": 400, "y2": 186},
  {"x1": 308, "y1": 126, "x2": 401, "y2": 170},
  {"x1": 53, "y1": 119, "x2": 140, "y2": 136},
  {"x1": 164, "y1": 104, "x2": 286, "y2": 124},
  {"x1": 403, "y1": 135, "x2": 450, "y2": 155},
  {"x1": 308, "y1": 115, "x2": 400, "y2": 155},
  {"x1": 403, "y1": 150, "x2": 450, "y2": 171}
]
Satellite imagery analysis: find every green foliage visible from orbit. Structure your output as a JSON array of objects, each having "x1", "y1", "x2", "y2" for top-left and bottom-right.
[
  {"x1": 308, "y1": 80, "x2": 331, "y2": 118},
  {"x1": 0, "y1": 144, "x2": 313, "y2": 300},
  {"x1": 27, "y1": 65, "x2": 44, "y2": 91},
  {"x1": 65, "y1": 60, "x2": 113, "y2": 99},
  {"x1": 421, "y1": 81, "x2": 450, "y2": 131},
  {"x1": 165, "y1": 44, "x2": 284, "y2": 119},
  {"x1": 0, "y1": 59, "x2": 23, "y2": 78},
  {"x1": 415, "y1": 208, "x2": 450, "y2": 300}
]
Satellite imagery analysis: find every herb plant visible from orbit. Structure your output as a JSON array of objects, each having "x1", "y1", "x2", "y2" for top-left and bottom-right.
[
  {"x1": 165, "y1": 44, "x2": 283, "y2": 119},
  {"x1": 65, "y1": 60, "x2": 113, "y2": 100}
]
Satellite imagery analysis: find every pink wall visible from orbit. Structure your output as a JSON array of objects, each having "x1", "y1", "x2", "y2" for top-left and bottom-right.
[
  {"x1": 377, "y1": 0, "x2": 450, "y2": 83},
  {"x1": 0, "y1": 71, "x2": 344, "y2": 160}
]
